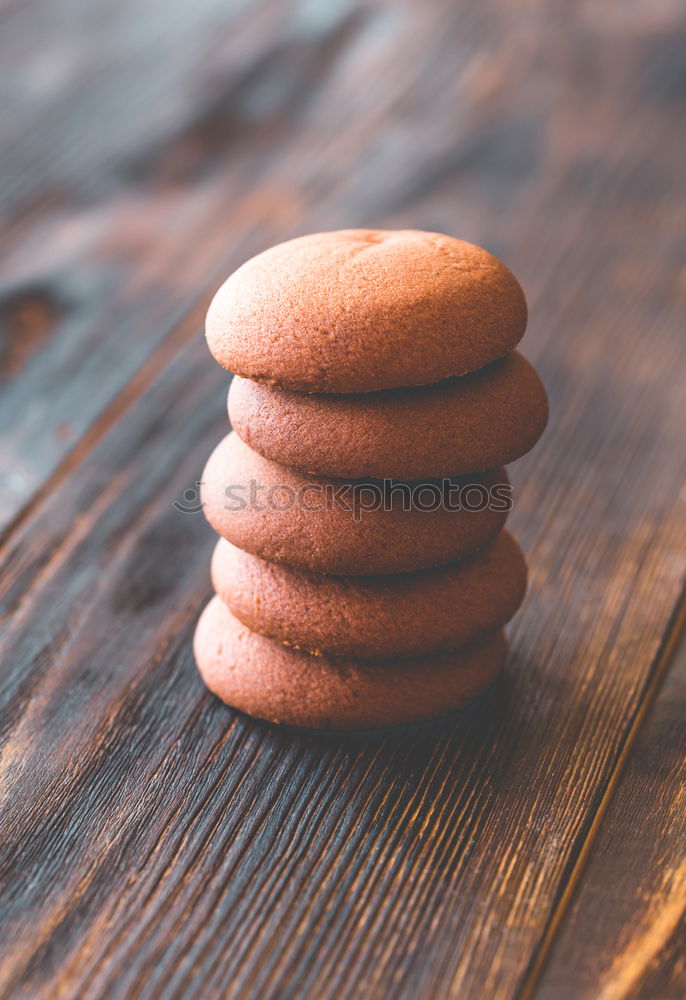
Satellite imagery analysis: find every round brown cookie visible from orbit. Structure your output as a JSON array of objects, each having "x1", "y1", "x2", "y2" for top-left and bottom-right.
[
  {"x1": 229, "y1": 351, "x2": 548, "y2": 480},
  {"x1": 206, "y1": 229, "x2": 527, "y2": 393},
  {"x1": 194, "y1": 596, "x2": 506, "y2": 729},
  {"x1": 201, "y1": 433, "x2": 512, "y2": 576},
  {"x1": 211, "y1": 530, "x2": 526, "y2": 660}
]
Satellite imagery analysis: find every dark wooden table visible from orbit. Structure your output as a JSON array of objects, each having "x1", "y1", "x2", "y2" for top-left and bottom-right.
[{"x1": 1, "y1": 2, "x2": 685, "y2": 998}]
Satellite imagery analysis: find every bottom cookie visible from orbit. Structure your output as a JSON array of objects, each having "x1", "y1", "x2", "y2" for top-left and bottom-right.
[{"x1": 194, "y1": 596, "x2": 507, "y2": 730}]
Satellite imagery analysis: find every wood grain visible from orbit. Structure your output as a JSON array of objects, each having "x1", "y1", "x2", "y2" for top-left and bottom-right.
[
  {"x1": 1, "y1": 1, "x2": 686, "y2": 998},
  {"x1": 0, "y1": 0, "x2": 368, "y2": 530},
  {"x1": 537, "y1": 626, "x2": 686, "y2": 1000}
]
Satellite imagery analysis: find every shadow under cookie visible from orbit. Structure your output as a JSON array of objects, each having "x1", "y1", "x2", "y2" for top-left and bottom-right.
[{"x1": 194, "y1": 596, "x2": 507, "y2": 730}]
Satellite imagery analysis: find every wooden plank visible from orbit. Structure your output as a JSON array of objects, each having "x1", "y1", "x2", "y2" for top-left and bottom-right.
[
  {"x1": 0, "y1": 0, "x2": 370, "y2": 529},
  {"x1": 1, "y1": 1, "x2": 686, "y2": 998},
  {"x1": 535, "y1": 624, "x2": 686, "y2": 1000}
]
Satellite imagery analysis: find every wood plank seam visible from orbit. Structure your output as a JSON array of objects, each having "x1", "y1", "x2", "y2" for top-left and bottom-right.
[{"x1": 519, "y1": 583, "x2": 686, "y2": 1000}]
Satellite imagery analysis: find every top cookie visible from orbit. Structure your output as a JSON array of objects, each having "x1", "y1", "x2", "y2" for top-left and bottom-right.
[{"x1": 206, "y1": 229, "x2": 527, "y2": 392}]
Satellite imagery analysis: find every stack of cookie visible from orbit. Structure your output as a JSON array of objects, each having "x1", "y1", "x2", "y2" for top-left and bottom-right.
[{"x1": 194, "y1": 230, "x2": 547, "y2": 729}]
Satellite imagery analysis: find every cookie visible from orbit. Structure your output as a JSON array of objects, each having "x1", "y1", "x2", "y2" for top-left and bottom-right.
[
  {"x1": 206, "y1": 229, "x2": 527, "y2": 393},
  {"x1": 194, "y1": 596, "x2": 506, "y2": 729},
  {"x1": 211, "y1": 530, "x2": 526, "y2": 660},
  {"x1": 229, "y1": 351, "x2": 548, "y2": 480},
  {"x1": 201, "y1": 433, "x2": 511, "y2": 576}
]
